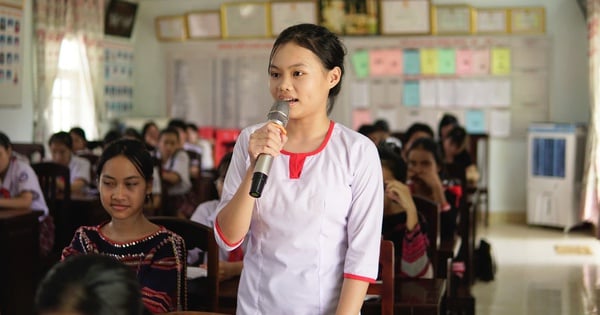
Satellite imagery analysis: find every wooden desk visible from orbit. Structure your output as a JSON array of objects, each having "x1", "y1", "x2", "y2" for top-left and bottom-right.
[
  {"x1": 0, "y1": 209, "x2": 41, "y2": 315},
  {"x1": 395, "y1": 278, "x2": 446, "y2": 315}
]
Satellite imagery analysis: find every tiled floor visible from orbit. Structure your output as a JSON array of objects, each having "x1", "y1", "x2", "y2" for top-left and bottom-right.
[{"x1": 472, "y1": 222, "x2": 600, "y2": 315}]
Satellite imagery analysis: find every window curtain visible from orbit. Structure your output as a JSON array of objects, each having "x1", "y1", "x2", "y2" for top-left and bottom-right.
[
  {"x1": 583, "y1": 0, "x2": 600, "y2": 233},
  {"x1": 33, "y1": 0, "x2": 105, "y2": 142}
]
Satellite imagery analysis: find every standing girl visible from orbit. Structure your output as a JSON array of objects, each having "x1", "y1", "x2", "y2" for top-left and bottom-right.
[
  {"x1": 215, "y1": 24, "x2": 383, "y2": 314},
  {"x1": 62, "y1": 139, "x2": 186, "y2": 313}
]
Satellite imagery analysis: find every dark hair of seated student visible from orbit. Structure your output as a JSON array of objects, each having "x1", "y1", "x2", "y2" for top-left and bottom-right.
[
  {"x1": 438, "y1": 113, "x2": 458, "y2": 140},
  {"x1": 379, "y1": 145, "x2": 433, "y2": 278},
  {"x1": 69, "y1": 127, "x2": 89, "y2": 153},
  {"x1": 35, "y1": 254, "x2": 151, "y2": 315},
  {"x1": 406, "y1": 137, "x2": 461, "y2": 240}
]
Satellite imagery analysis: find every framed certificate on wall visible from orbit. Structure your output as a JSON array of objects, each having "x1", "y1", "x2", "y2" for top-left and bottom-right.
[
  {"x1": 474, "y1": 8, "x2": 508, "y2": 34},
  {"x1": 509, "y1": 7, "x2": 545, "y2": 34},
  {"x1": 432, "y1": 4, "x2": 474, "y2": 35},
  {"x1": 186, "y1": 11, "x2": 221, "y2": 39},
  {"x1": 380, "y1": 0, "x2": 430, "y2": 35},
  {"x1": 270, "y1": 1, "x2": 318, "y2": 36},
  {"x1": 221, "y1": 2, "x2": 270, "y2": 38},
  {"x1": 155, "y1": 15, "x2": 187, "y2": 41}
]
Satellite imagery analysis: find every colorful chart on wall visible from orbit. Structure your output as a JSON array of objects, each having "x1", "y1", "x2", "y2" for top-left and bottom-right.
[{"x1": 0, "y1": 4, "x2": 22, "y2": 107}]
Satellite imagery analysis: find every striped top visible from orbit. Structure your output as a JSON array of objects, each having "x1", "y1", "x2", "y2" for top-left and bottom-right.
[
  {"x1": 62, "y1": 224, "x2": 187, "y2": 313},
  {"x1": 382, "y1": 212, "x2": 432, "y2": 278}
]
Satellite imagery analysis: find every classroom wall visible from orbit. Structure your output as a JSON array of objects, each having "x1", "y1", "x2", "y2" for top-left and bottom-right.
[
  {"x1": 133, "y1": 0, "x2": 589, "y2": 214},
  {"x1": 3, "y1": 0, "x2": 589, "y2": 215},
  {"x1": 0, "y1": 0, "x2": 34, "y2": 142}
]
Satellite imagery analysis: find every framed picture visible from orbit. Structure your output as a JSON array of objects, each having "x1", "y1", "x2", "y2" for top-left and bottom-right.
[
  {"x1": 509, "y1": 7, "x2": 545, "y2": 34},
  {"x1": 104, "y1": 0, "x2": 138, "y2": 38},
  {"x1": 319, "y1": 0, "x2": 378, "y2": 36},
  {"x1": 270, "y1": 1, "x2": 318, "y2": 36},
  {"x1": 432, "y1": 4, "x2": 474, "y2": 35},
  {"x1": 155, "y1": 15, "x2": 187, "y2": 41},
  {"x1": 380, "y1": 0, "x2": 430, "y2": 35},
  {"x1": 186, "y1": 11, "x2": 221, "y2": 39},
  {"x1": 474, "y1": 8, "x2": 508, "y2": 34},
  {"x1": 221, "y1": 2, "x2": 270, "y2": 38}
]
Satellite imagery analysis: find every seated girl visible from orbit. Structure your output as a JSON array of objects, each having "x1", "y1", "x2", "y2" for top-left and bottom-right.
[
  {"x1": 0, "y1": 132, "x2": 54, "y2": 255},
  {"x1": 157, "y1": 127, "x2": 193, "y2": 217},
  {"x1": 190, "y1": 152, "x2": 245, "y2": 281},
  {"x1": 379, "y1": 146, "x2": 433, "y2": 278},
  {"x1": 48, "y1": 131, "x2": 91, "y2": 195},
  {"x1": 61, "y1": 139, "x2": 187, "y2": 313},
  {"x1": 406, "y1": 137, "x2": 462, "y2": 240},
  {"x1": 442, "y1": 125, "x2": 480, "y2": 187}
]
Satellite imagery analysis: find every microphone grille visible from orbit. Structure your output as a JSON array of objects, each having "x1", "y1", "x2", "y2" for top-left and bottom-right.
[{"x1": 267, "y1": 100, "x2": 290, "y2": 127}]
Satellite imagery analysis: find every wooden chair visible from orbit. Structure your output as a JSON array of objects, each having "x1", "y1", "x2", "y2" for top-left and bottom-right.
[
  {"x1": 148, "y1": 216, "x2": 220, "y2": 312},
  {"x1": 12, "y1": 142, "x2": 45, "y2": 163},
  {"x1": 78, "y1": 153, "x2": 100, "y2": 187},
  {"x1": 32, "y1": 162, "x2": 72, "y2": 252},
  {"x1": 412, "y1": 195, "x2": 440, "y2": 275},
  {"x1": 363, "y1": 239, "x2": 395, "y2": 315}
]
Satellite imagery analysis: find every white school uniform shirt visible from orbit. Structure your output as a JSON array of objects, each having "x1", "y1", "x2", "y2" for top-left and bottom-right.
[
  {"x1": 1, "y1": 156, "x2": 49, "y2": 219},
  {"x1": 215, "y1": 121, "x2": 384, "y2": 315},
  {"x1": 162, "y1": 150, "x2": 191, "y2": 196},
  {"x1": 68, "y1": 155, "x2": 91, "y2": 184},
  {"x1": 190, "y1": 199, "x2": 247, "y2": 262}
]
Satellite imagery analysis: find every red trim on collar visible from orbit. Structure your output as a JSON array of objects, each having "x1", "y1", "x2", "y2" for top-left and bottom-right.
[{"x1": 282, "y1": 121, "x2": 334, "y2": 179}]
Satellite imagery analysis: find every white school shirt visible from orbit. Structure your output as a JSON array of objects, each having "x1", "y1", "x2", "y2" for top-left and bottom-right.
[
  {"x1": 1, "y1": 156, "x2": 49, "y2": 218},
  {"x1": 190, "y1": 199, "x2": 247, "y2": 262},
  {"x1": 68, "y1": 155, "x2": 91, "y2": 184},
  {"x1": 215, "y1": 121, "x2": 383, "y2": 315},
  {"x1": 162, "y1": 150, "x2": 191, "y2": 196}
]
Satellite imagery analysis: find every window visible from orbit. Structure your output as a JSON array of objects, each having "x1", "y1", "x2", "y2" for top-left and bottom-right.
[{"x1": 50, "y1": 36, "x2": 98, "y2": 139}]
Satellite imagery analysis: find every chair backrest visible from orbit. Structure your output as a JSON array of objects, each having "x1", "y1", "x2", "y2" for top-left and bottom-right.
[
  {"x1": 412, "y1": 195, "x2": 440, "y2": 274},
  {"x1": 78, "y1": 153, "x2": 100, "y2": 186},
  {"x1": 367, "y1": 239, "x2": 395, "y2": 315},
  {"x1": 32, "y1": 162, "x2": 71, "y2": 251},
  {"x1": 148, "y1": 216, "x2": 220, "y2": 312},
  {"x1": 12, "y1": 142, "x2": 45, "y2": 163}
]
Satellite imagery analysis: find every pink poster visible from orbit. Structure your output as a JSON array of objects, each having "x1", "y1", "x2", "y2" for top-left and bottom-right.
[
  {"x1": 470, "y1": 49, "x2": 490, "y2": 75},
  {"x1": 456, "y1": 49, "x2": 473, "y2": 75}
]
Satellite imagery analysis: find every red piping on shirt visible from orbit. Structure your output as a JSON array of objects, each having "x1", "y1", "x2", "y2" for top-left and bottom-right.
[
  {"x1": 214, "y1": 219, "x2": 244, "y2": 248},
  {"x1": 344, "y1": 273, "x2": 376, "y2": 283},
  {"x1": 281, "y1": 120, "x2": 334, "y2": 179}
]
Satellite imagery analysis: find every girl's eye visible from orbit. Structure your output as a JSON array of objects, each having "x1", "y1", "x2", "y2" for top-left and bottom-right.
[
  {"x1": 270, "y1": 72, "x2": 280, "y2": 78},
  {"x1": 126, "y1": 182, "x2": 138, "y2": 187},
  {"x1": 102, "y1": 181, "x2": 115, "y2": 187},
  {"x1": 293, "y1": 71, "x2": 304, "y2": 76}
]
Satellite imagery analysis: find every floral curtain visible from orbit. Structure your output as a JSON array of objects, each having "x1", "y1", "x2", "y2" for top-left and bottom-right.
[
  {"x1": 582, "y1": 0, "x2": 600, "y2": 234},
  {"x1": 33, "y1": 0, "x2": 104, "y2": 142}
]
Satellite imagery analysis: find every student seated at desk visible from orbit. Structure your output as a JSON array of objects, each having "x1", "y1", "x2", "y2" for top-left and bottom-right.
[
  {"x1": 379, "y1": 145, "x2": 433, "y2": 278},
  {"x1": 442, "y1": 125, "x2": 480, "y2": 187},
  {"x1": 62, "y1": 139, "x2": 187, "y2": 313},
  {"x1": 190, "y1": 152, "x2": 244, "y2": 281},
  {"x1": 69, "y1": 127, "x2": 92, "y2": 155},
  {"x1": 48, "y1": 131, "x2": 91, "y2": 195},
  {"x1": 157, "y1": 127, "x2": 193, "y2": 217},
  {"x1": 406, "y1": 137, "x2": 461, "y2": 240},
  {"x1": 0, "y1": 131, "x2": 54, "y2": 255}
]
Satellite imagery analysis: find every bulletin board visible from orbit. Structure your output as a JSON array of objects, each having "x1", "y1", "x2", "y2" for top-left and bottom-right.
[
  {"x1": 103, "y1": 39, "x2": 134, "y2": 118},
  {"x1": 166, "y1": 35, "x2": 550, "y2": 138},
  {"x1": 0, "y1": 4, "x2": 23, "y2": 107}
]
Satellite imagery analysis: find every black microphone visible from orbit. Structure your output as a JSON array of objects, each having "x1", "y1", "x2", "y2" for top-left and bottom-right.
[{"x1": 249, "y1": 100, "x2": 290, "y2": 198}]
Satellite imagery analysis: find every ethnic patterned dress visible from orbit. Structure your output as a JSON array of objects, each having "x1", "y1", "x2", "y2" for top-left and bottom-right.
[{"x1": 62, "y1": 224, "x2": 187, "y2": 313}]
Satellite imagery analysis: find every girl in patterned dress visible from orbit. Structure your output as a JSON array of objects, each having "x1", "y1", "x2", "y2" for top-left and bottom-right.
[{"x1": 62, "y1": 139, "x2": 186, "y2": 313}]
